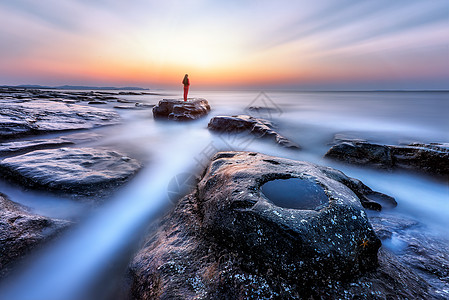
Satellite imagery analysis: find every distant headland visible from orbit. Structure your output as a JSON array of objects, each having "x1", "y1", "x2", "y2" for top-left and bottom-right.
[{"x1": 0, "y1": 84, "x2": 149, "y2": 91}]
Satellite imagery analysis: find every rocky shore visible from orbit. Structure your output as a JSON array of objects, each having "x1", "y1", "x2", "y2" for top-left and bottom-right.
[
  {"x1": 0, "y1": 88, "x2": 147, "y2": 280},
  {"x1": 0, "y1": 88, "x2": 447, "y2": 299},
  {"x1": 128, "y1": 152, "x2": 440, "y2": 299},
  {"x1": 325, "y1": 139, "x2": 449, "y2": 179},
  {"x1": 0, "y1": 193, "x2": 70, "y2": 278},
  {"x1": 0, "y1": 147, "x2": 141, "y2": 197}
]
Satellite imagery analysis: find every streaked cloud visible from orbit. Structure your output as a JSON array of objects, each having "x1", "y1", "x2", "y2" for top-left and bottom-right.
[{"x1": 0, "y1": 0, "x2": 447, "y2": 89}]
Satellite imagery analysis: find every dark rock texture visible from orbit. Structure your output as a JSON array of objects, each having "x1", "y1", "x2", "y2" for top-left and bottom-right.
[
  {"x1": 0, "y1": 132, "x2": 103, "y2": 156},
  {"x1": 208, "y1": 115, "x2": 300, "y2": 149},
  {"x1": 0, "y1": 148, "x2": 141, "y2": 196},
  {"x1": 0, "y1": 193, "x2": 70, "y2": 278},
  {"x1": 0, "y1": 99, "x2": 120, "y2": 140},
  {"x1": 196, "y1": 152, "x2": 382, "y2": 279},
  {"x1": 370, "y1": 214, "x2": 449, "y2": 298},
  {"x1": 152, "y1": 98, "x2": 210, "y2": 121},
  {"x1": 128, "y1": 152, "x2": 425, "y2": 299},
  {"x1": 325, "y1": 141, "x2": 449, "y2": 178},
  {"x1": 0, "y1": 138, "x2": 74, "y2": 156}
]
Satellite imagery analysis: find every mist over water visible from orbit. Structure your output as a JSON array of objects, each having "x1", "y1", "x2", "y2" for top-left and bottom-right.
[{"x1": 0, "y1": 90, "x2": 447, "y2": 299}]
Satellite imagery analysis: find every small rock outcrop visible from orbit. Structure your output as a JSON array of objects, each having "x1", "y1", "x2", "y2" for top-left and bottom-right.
[
  {"x1": 152, "y1": 99, "x2": 210, "y2": 121},
  {"x1": 128, "y1": 152, "x2": 424, "y2": 299},
  {"x1": 325, "y1": 141, "x2": 449, "y2": 178},
  {"x1": 0, "y1": 193, "x2": 70, "y2": 278},
  {"x1": 208, "y1": 115, "x2": 300, "y2": 149},
  {"x1": 0, "y1": 148, "x2": 141, "y2": 196}
]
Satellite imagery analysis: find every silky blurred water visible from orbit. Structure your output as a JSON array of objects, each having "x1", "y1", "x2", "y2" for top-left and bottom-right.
[{"x1": 0, "y1": 90, "x2": 447, "y2": 299}]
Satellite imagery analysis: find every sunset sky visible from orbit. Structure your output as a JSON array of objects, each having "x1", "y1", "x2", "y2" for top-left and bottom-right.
[{"x1": 1, "y1": 0, "x2": 448, "y2": 90}]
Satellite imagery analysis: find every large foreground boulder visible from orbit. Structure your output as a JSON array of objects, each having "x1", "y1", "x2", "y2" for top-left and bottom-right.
[
  {"x1": 325, "y1": 141, "x2": 449, "y2": 178},
  {"x1": 196, "y1": 152, "x2": 382, "y2": 279},
  {"x1": 128, "y1": 152, "x2": 429, "y2": 299},
  {"x1": 0, "y1": 193, "x2": 70, "y2": 278},
  {"x1": 0, "y1": 148, "x2": 141, "y2": 196},
  {"x1": 0, "y1": 99, "x2": 120, "y2": 140},
  {"x1": 208, "y1": 115, "x2": 300, "y2": 149},
  {"x1": 152, "y1": 98, "x2": 210, "y2": 121}
]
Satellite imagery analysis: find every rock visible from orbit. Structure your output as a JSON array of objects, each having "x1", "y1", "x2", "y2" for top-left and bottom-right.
[
  {"x1": 324, "y1": 141, "x2": 449, "y2": 178},
  {"x1": 324, "y1": 247, "x2": 436, "y2": 299},
  {"x1": 152, "y1": 98, "x2": 210, "y2": 121},
  {"x1": 0, "y1": 148, "x2": 141, "y2": 196},
  {"x1": 197, "y1": 152, "x2": 381, "y2": 279},
  {"x1": 208, "y1": 115, "x2": 300, "y2": 149},
  {"x1": 0, "y1": 133, "x2": 103, "y2": 156},
  {"x1": 325, "y1": 141, "x2": 394, "y2": 169},
  {"x1": 116, "y1": 99, "x2": 136, "y2": 104},
  {"x1": 392, "y1": 143, "x2": 449, "y2": 177},
  {"x1": 88, "y1": 101, "x2": 107, "y2": 105},
  {"x1": 318, "y1": 167, "x2": 397, "y2": 211},
  {"x1": 114, "y1": 105, "x2": 139, "y2": 110},
  {"x1": 0, "y1": 193, "x2": 70, "y2": 278},
  {"x1": 95, "y1": 96, "x2": 118, "y2": 101},
  {"x1": 0, "y1": 99, "x2": 120, "y2": 140},
  {"x1": 0, "y1": 138, "x2": 74, "y2": 156},
  {"x1": 135, "y1": 103, "x2": 154, "y2": 109},
  {"x1": 370, "y1": 214, "x2": 449, "y2": 298},
  {"x1": 128, "y1": 152, "x2": 414, "y2": 298},
  {"x1": 114, "y1": 103, "x2": 154, "y2": 110}
]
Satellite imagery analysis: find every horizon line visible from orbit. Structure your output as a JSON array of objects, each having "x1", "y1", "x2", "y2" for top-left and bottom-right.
[{"x1": 1, "y1": 84, "x2": 448, "y2": 93}]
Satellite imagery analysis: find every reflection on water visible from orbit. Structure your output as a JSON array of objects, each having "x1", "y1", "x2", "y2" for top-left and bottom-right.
[
  {"x1": 0, "y1": 90, "x2": 447, "y2": 299},
  {"x1": 261, "y1": 177, "x2": 329, "y2": 210}
]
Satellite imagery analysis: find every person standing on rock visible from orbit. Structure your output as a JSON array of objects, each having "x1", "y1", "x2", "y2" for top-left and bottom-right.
[{"x1": 182, "y1": 74, "x2": 190, "y2": 101}]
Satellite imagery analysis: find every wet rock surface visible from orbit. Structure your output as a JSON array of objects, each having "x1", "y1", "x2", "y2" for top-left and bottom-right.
[
  {"x1": 152, "y1": 98, "x2": 211, "y2": 121},
  {"x1": 0, "y1": 98, "x2": 120, "y2": 140},
  {"x1": 0, "y1": 147, "x2": 141, "y2": 196},
  {"x1": 0, "y1": 132, "x2": 103, "y2": 156},
  {"x1": 0, "y1": 193, "x2": 70, "y2": 278},
  {"x1": 0, "y1": 138, "x2": 74, "y2": 156},
  {"x1": 196, "y1": 152, "x2": 382, "y2": 280},
  {"x1": 369, "y1": 213, "x2": 449, "y2": 299},
  {"x1": 128, "y1": 151, "x2": 427, "y2": 299},
  {"x1": 208, "y1": 115, "x2": 300, "y2": 149},
  {"x1": 325, "y1": 140, "x2": 449, "y2": 178}
]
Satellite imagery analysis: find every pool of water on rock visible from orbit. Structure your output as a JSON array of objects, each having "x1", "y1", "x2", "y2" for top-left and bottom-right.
[{"x1": 261, "y1": 177, "x2": 329, "y2": 210}]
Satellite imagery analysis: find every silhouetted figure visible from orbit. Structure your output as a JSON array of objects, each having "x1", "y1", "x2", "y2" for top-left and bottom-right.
[{"x1": 182, "y1": 74, "x2": 190, "y2": 101}]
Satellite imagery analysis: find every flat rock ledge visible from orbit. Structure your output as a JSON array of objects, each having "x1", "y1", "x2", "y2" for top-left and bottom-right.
[
  {"x1": 325, "y1": 141, "x2": 449, "y2": 178},
  {"x1": 0, "y1": 99, "x2": 120, "y2": 140},
  {"x1": 0, "y1": 147, "x2": 141, "y2": 197},
  {"x1": 152, "y1": 98, "x2": 211, "y2": 121},
  {"x1": 126, "y1": 152, "x2": 430, "y2": 299},
  {"x1": 208, "y1": 115, "x2": 300, "y2": 149},
  {"x1": 0, "y1": 193, "x2": 70, "y2": 278}
]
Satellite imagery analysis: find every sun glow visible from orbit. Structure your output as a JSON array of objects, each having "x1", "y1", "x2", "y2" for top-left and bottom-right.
[{"x1": 0, "y1": 1, "x2": 447, "y2": 89}]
